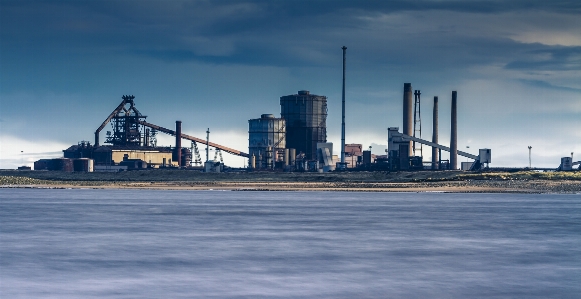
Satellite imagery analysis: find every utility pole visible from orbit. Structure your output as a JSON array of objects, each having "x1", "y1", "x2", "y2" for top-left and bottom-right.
[{"x1": 528, "y1": 146, "x2": 532, "y2": 168}]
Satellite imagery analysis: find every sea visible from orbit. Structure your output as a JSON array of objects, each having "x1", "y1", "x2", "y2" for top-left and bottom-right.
[{"x1": 1, "y1": 188, "x2": 580, "y2": 298}]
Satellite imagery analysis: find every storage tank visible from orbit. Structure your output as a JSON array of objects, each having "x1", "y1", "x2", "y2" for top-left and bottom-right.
[
  {"x1": 280, "y1": 90, "x2": 327, "y2": 160},
  {"x1": 73, "y1": 158, "x2": 94, "y2": 172},
  {"x1": 248, "y1": 114, "x2": 286, "y2": 168},
  {"x1": 48, "y1": 158, "x2": 74, "y2": 172}
]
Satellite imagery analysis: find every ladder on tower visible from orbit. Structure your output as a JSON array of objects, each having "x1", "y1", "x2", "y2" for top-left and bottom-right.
[
  {"x1": 272, "y1": 124, "x2": 286, "y2": 165},
  {"x1": 272, "y1": 124, "x2": 286, "y2": 149},
  {"x1": 413, "y1": 90, "x2": 422, "y2": 158}
]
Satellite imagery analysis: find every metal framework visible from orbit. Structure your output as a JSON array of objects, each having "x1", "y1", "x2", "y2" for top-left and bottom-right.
[
  {"x1": 190, "y1": 141, "x2": 202, "y2": 166},
  {"x1": 213, "y1": 149, "x2": 224, "y2": 164}
]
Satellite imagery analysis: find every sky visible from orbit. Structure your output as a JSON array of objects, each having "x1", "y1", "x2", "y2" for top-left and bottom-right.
[{"x1": 1, "y1": 0, "x2": 580, "y2": 169}]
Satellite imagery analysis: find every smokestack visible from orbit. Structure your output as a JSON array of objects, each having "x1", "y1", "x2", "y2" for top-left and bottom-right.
[
  {"x1": 450, "y1": 91, "x2": 458, "y2": 170},
  {"x1": 340, "y1": 46, "x2": 347, "y2": 168},
  {"x1": 176, "y1": 120, "x2": 182, "y2": 167},
  {"x1": 432, "y1": 96, "x2": 439, "y2": 169},
  {"x1": 403, "y1": 83, "x2": 413, "y2": 157}
]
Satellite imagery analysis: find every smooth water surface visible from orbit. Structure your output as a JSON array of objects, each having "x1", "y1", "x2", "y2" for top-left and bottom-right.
[{"x1": 1, "y1": 189, "x2": 580, "y2": 298}]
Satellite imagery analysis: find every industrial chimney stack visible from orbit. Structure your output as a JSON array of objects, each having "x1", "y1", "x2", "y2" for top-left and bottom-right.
[
  {"x1": 450, "y1": 91, "x2": 458, "y2": 170},
  {"x1": 175, "y1": 120, "x2": 182, "y2": 167},
  {"x1": 432, "y1": 96, "x2": 439, "y2": 169},
  {"x1": 403, "y1": 83, "x2": 413, "y2": 157}
]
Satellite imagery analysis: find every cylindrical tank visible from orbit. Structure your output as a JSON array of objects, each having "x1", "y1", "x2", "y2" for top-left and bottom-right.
[
  {"x1": 266, "y1": 146, "x2": 273, "y2": 169},
  {"x1": 250, "y1": 155, "x2": 256, "y2": 169},
  {"x1": 180, "y1": 148, "x2": 191, "y2": 167},
  {"x1": 450, "y1": 91, "x2": 458, "y2": 170},
  {"x1": 280, "y1": 90, "x2": 327, "y2": 161},
  {"x1": 49, "y1": 158, "x2": 73, "y2": 172},
  {"x1": 73, "y1": 158, "x2": 94, "y2": 172},
  {"x1": 284, "y1": 149, "x2": 289, "y2": 166},
  {"x1": 248, "y1": 114, "x2": 285, "y2": 168}
]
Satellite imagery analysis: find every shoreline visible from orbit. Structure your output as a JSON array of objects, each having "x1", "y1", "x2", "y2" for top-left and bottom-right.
[
  {"x1": 1, "y1": 170, "x2": 580, "y2": 194},
  {"x1": 2, "y1": 180, "x2": 580, "y2": 194}
]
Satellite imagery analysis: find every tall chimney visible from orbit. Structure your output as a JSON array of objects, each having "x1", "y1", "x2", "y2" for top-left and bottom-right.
[
  {"x1": 450, "y1": 91, "x2": 458, "y2": 170},
  {"x1": 176, "y1": 120, "x2": 182, "y2": 167},
  {"x1": 403, "y1": 83, "x2": 413, "y2": 157},
  {"x1": 340, "y1": 46, "x2": 347, "y2": 169},
  {"x1": 432, "y1": 96, "x2": 439, "y2": 169}
]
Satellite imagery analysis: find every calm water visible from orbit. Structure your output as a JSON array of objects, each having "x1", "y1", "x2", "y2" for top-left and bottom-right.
[{"x1": 1, "y1": 189, "x2": 580, "y2": 298}]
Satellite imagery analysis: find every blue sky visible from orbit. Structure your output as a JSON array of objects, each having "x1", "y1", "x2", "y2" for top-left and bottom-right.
[{"x1": 1, "y1": 0, "x2": 580, "y2": 168}]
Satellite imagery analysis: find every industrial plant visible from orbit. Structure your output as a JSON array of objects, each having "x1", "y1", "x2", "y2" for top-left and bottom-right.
[{"x1": 30, "y1": 48, "x2": 579, "y2": 173}]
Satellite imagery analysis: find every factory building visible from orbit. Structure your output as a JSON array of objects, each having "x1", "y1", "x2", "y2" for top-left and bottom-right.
[
  {"x1": 92, "y1": 147, "x2": 179, "y2": 167},
  {"x1": 50, "y1": 95, "x2": 237, "y2": 171},
  {"x1": 280, "y1": 90, "x2": 327, "y2": 161},
  {"x1": 248, "y1": 114, "x2": 286, "y2": 169},
  {"x1": 63, "y1": 142, "x2": 182, "y2": 167},
  {"x1": 344, "y1": 144, "x2": 363, "y2": 168}
]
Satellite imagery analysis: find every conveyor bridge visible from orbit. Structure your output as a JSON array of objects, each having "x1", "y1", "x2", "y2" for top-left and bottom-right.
[{"x1": 138, "y1": 121, "x2": 249, "y2": 158}]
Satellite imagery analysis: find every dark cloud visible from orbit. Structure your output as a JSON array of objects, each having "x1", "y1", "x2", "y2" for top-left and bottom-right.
[
  {"x1": 505, "y1": 47, "x2": 581, "y2": 71},
  {"x1": 1, "y1": 0, "x2": 580, "y2": 168}
]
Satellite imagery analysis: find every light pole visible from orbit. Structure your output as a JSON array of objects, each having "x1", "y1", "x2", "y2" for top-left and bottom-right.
[
  {"x1": 466, "y1": 146, "x2": 469, "y2": 162},
  {"x1": 21, "y1": 151, "x2": 24, "y2": 166},
  {"x1": 528, "y1": 146, "x2": 532, "y2": 168},
  {"x1": 340, "y1": 46, "x2": 347, "y2": 170}
]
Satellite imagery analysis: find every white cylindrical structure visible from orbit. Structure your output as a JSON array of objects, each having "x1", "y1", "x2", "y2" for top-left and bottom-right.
[{"x1": 250, "y1": 155, "x2": 256, "y2": 169}]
